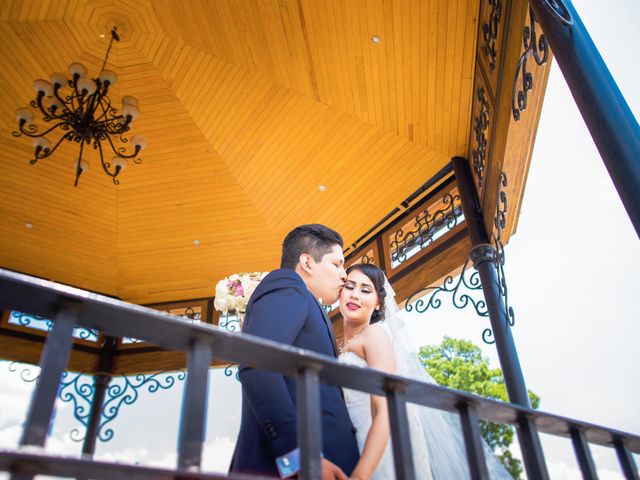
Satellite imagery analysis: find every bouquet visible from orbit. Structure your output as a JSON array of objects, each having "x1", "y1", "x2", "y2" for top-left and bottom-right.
[{"x1": 214, "y1": 272, "x2": 269, "y2": 316}]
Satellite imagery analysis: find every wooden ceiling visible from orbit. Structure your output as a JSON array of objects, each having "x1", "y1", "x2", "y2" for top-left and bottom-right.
[{"x1": 0, "y1": 0, "x2": 480, "y2": 304}]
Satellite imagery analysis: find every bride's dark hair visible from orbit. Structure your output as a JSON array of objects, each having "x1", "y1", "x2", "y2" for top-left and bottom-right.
[{"x1": 345, "y1": 263, "x2": 387, "y2": 324}]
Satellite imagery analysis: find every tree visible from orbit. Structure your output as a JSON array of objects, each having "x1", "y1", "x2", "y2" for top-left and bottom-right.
[{"x1": 418, "y1": 336, "x2": 540, "y2": 479}]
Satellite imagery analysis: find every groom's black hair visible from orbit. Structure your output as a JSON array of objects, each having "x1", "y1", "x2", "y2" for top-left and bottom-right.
[{"x1": 281, "y1": 224, "x2": 343, "y2": 269}]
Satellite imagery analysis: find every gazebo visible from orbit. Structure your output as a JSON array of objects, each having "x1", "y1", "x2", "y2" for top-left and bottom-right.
[{"x1": 1, "y1": 0, "x2": 639, "y2": 478}]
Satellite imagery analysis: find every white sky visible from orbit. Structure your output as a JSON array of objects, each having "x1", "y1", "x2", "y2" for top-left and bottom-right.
[{"x1": 1, "y1": 1, "x2": 639, "y2": 479}]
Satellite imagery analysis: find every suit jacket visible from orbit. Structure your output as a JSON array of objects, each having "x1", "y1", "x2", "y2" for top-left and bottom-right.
[{"x1": 229, "y1": 269, "x2": 359, "y2": 477}]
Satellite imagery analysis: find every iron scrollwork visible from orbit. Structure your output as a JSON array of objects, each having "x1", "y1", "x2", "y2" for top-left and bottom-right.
[
  {"x1": 6, "y1": 361, "x2": 186, "y2": 443},
  {"x1": 405, "y1": 259, "x2": 488, "y2": 318},
  {"x1": 512, "y1": 8, "x2": 548, "y2": 121},
  {"x1": 98, "y1": 371, "x2": 186, "y2": 442},
  {"x1": 472, "y1": 87, "x2": 490, "y2": 188},
  {"x1": 390, "y1": 193, "x2": 463, "y2": 265},
  {"x1": 474, "y1": 172, "x2": 515, "y2": 345},
  {"x1": 220, "y1": 314, "x2": 241, "y2": 381},
  {"x1": 482, "y1": 0, "x2": 502, "y2": 70},
  {"x1": 360, "y1": 252, "x2": 374, "y2": 264},
  {"x1": 492, "y1": 173, "x2": 515, "y2": 329}
]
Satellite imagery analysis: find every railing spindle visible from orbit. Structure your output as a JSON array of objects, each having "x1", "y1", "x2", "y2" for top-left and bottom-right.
[
  {"x1": 570, "y1": 427, "x2": 598, "y2": 480},
  {"x1": 19, "y1": 302, "x2": 80, "y2": 447},
  {"x1": 177, "y1": 338, "x2": 212, "y2": 470},
  {"x1": 516, "y1": 416, "x2": 550, "y2": 480},
  {"x1": 615, "y1": 438, "x2": 639, "y2": 480},
  {"x1": 457, "y1": 402, "x2": 490, "y2": 480},
  {"x1": 297, "y1": 366, "x2": 323, "y2": 480},
  {"x1": 386, "y1": 384, "x2": 416, "y2": 480}
]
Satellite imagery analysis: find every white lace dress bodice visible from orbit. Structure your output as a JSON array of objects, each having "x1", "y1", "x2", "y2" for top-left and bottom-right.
[{"x1": 339, "y1": 351, "x2": 397, "y2": 480}]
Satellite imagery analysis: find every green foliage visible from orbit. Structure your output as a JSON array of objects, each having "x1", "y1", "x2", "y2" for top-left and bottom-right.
[{"x1": 419, "y1": 337, "x2": 540, "y2": 479}]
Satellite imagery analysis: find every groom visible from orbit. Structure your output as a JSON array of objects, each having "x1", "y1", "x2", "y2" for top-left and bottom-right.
[{"x1": 229, "y1": 224, "x2": 359, "y2": 478}]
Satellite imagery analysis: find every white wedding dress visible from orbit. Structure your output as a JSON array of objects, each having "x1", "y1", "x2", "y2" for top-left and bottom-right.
[
  {"x1": 340, "y1": 350, "x2": 420, "y2": 479},
  {"x1": 339, "y1": 321, "x2": 513, "y2": 480}
]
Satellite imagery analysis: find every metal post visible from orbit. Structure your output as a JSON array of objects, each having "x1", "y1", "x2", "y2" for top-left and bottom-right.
[
  {"x1": 452, "y1": 156, "x2": 529, "y2": 405},
  {"x1": 457, "y1": 402, "x2": 490, "y2": 480},
  {"x1": 516, "y1": 415, "x2": 549, "y2": 480},
  {"x1": 386, "y1": 384, "x2": 416, "y2": 480},
  {"x1": 20, "y1": 303, "x2": 80, "y2": 447},
  {"x1": 177, "y1": 338, "x2": 212, "y2": 470},
  {"x1": 452, "y1": 156, "x2": 550, "y2": 479},
  {"x1": 81, "y1": 336, "x2": 117, "y2": 458},
  {"x1": 297, "y1": 367, "x2": 323, "y2": 480},
  {"x1": 527, "y1": 0, "x2": 640, "y2": 238},
  {"x1": 614, "y1": 438, "x2": 640, "y2": 480},
  {"x1": 570, "y1": 427, "x2": 598, "y2": 480}
]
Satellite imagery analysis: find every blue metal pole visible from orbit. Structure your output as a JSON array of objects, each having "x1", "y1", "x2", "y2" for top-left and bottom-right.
[{"x1": 527, "y1": 0, "x2": 640, "y2": 238}]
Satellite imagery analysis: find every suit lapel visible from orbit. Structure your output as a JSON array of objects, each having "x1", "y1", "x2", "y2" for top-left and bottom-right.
[{"x1": 318, "y1": 303, "x2": 338, "y2": 357}]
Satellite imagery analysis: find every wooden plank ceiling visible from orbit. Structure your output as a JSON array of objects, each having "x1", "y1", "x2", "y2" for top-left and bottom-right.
[{"x1": 0, "y1": 0, "x2": 479, "y2": 304}]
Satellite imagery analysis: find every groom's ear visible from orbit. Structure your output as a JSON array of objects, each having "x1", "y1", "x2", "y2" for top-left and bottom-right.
[{"x1": 298, "y1": 253, "x2": 314, "y2": 275}]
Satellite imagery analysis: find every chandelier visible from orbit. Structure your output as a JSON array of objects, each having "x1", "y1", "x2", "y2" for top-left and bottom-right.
[{"x1": 13, "y1": 27, "x2": 146, "y2": 187}]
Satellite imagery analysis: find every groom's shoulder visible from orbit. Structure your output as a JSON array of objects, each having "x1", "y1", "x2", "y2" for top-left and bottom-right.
[{"x1": 253, "y1": 268, "x2": 308, "y2": 297}]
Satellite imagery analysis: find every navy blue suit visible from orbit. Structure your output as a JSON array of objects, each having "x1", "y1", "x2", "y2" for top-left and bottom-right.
[{"x1": 229, "y1": 269, "x2": 359, "y2": 477}]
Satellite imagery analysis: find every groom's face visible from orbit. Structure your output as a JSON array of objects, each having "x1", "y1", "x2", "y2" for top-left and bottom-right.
[{"x1": 307, "y1": 244, "x2": 346, "y2": 305}]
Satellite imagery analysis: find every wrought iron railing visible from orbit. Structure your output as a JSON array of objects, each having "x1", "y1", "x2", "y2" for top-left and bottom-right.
[{"x1": 0, "y1": 268, "x2": 638, "y2": 480}]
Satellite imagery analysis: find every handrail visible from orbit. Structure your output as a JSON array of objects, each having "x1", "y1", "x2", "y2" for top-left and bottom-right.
[{"x1": 0, "y1": 268, "x2": 638, "y2": 479}]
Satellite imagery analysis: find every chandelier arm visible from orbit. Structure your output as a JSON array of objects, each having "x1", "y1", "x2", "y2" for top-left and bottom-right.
[
  {"x1": 103, "y1": 120, "x2": 128, "y2": 136},
  {"x1": 68, "y1": 91, "x2": 81, "y2": 113},
  {"x1": 34, "y1": 93, "x2": 54, "y2": 120},
  {"x1": 31, "y1": 131, "x2": 74, "y2": 164},
  {"x1": 48, "y1": 86, "x2": 73, "y2": 120},
  {"x1": 86, "y1": 82, "x2": 108, "y2": 120},
  {"x1": 73, "y1": 140, "x2": 85, "y2": 187},
  {"x1": 94, "y1": 97, "x2": 115, "y2": 124},
  {"x1": 42, "y1": 131, "x2": 74, "y2": 158},
  {"x1": 97, "y1": 138, "x2": 120, "y2": 183},
  {"x1": 105, "y1": 133, "x2": 139, "y2": 159},
  {"x1": 53, "y1": 85, "x2": 69, "y2": 108},
  {"x1": 19, "y1": 120, "x2": 68, "y2": 139}
]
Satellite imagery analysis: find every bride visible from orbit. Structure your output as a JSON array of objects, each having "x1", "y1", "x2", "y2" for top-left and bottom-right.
[{"x1": 338, "y1": 263, "x2": 512, "y2": 479}]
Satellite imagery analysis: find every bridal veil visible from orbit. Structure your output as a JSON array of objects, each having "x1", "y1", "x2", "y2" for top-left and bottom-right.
[{"x1": 380, "y1": 277, "x2": 513, "y2": 479}]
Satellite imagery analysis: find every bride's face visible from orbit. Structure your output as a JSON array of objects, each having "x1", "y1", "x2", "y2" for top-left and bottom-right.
[{"x1": 339, "y1": 269, "x2": 380, "y2": 325}]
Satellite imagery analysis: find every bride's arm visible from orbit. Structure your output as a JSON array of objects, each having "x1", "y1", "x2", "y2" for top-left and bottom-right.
[{"x1": 350, "y1": 325, "x2": 396, "y2": 480}]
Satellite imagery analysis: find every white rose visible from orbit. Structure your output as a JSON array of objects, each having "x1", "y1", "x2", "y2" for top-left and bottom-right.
[
  {"x1": 214, "y1": 296, "x2": 228, "y2": 313},
  {"x1": 236, "y1": 296, "x2": 248, "y2": 313},
  {"x1": 225, "y1": 294, "x2": 237, "y2": 311},
  {"x1": 215, "y1": 281, "x2": 227, "y2": 299}
]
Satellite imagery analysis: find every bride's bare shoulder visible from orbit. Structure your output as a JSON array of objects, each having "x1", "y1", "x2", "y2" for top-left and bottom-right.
[{"x1": 362, "y1": 322, "x2": 392, "y2": 347}]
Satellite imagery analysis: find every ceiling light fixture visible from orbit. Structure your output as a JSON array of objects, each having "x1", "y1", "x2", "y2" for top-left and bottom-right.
[
  {"x1": 13, "y1": 27, "x2": 146, "y2": 187},
  {"x1": 371, "y1": 35, "x2": 381, "y2": 45}
]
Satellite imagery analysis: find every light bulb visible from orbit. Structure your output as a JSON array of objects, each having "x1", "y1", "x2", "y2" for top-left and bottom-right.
[
  {"x1": 32, "y1": 79, "x2": 53, "y2": 96},
  {"x1": 47, "y1": 97, "x2": 63, "y2": 112},
  {"x1": 16, "y1": 108, "x2": 34, "y2": 124},
  {"x1": 69, "y1": 63, "x2": 88, "y2": 78},
  {"x1": 50, "y1": 72, "x2": 67, "y2": 88},
  {"x1": 78, "y1": 159, "x2": 89, "y2": 173},
  {"x1": 122, "y1": 104, "x2": 140, "y2": 121},
  {"x1": 112, "y1": 157, "x2": 127, "y2": 171},
  {"x1": 131, "y1": 136, "x2": 147, "y2": 150},
  {"x1": 77, "y1": 78, "x2": 97, "y2": 95},
  {"x1": 32, "y1": 137, "x2": 51, "y2": 150},
  {"x1": 121, "y1": 95, "x2": 138, "y2": 107},
  {"x1": 98, "y1": 70, "x2": 118, "y2": 86}
]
